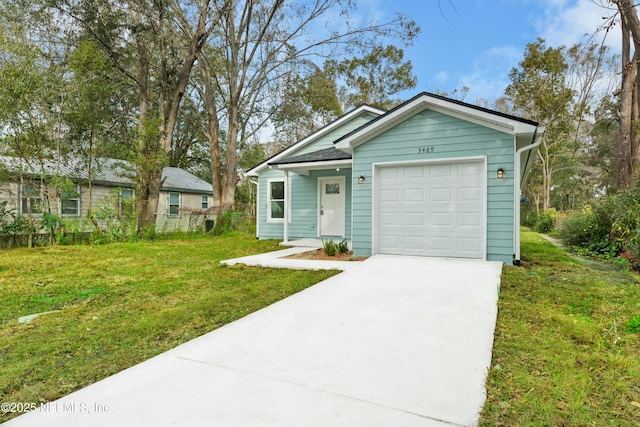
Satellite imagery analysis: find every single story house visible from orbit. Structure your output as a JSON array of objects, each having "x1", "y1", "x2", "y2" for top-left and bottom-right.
[
  {"x1": 0, "y1": 156, "x2": 214, "y2": 233},
  {"x1": 247, "y1": 92, "x2": 544, "y2": 264}
]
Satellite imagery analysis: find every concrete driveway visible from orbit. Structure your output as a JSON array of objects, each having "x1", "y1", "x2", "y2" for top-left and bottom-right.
[{"x1": 4, "y1": 255, "x2": 502, "y2": 427}]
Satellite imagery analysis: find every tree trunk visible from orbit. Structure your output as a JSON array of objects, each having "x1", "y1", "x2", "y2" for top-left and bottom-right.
[
  {"x1": 198, "y1": 58, "x2": 223, "y2": 210},
  {"x1": 134, "y1": 31, "x2": 160, "y2": 232},
  {"x1": 617, "y1": 26, "x2": 634, "y2": 190},
  {"x1": 222, "y1": 106, "x2": 239, "y2": 210},
  {"x1": 614, "y1": 0, "x2": 640, "y2": 189},
  {"x1": 136, "y1": 0, "x2": 214, "y2": 233},
  {"x1": 538, "y1": 142, "x2": 552, "y2": 211}
]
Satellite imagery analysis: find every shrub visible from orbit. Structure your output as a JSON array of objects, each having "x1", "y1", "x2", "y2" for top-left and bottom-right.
[
  {"x1": 559, "y1": 202, "x2": 613, "y2": 251},
  {"x1": 322, "y1": 239, "x2": 337, "y2": 256},
  {"x1": 559, "y1": 187, "x2": 640, "y2": 261},
  {"x1": 534, "y1": 208, "x2": 559, "y2": 234},
  {"x1": 337, "y1": 239, "x2": 349, "y2": 254},
  {"x1": 520, "y1": 206, "x2": 538, "y2": 228},
  {"x1": 212, "y1": 210, "x2": 244, "y2": 235},
  {"x1": 91, "y1": 190, "x2": 137, "y2": 244}
]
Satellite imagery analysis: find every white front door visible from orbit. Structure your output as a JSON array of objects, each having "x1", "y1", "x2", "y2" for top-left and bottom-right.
[{"x1": 319, "y1": 176, "x2": 346, "y2": 237}]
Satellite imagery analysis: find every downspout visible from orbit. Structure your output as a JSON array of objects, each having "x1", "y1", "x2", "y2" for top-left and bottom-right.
[
  {"x1": 514, "y1": 127, "x2": 544, "y2": 264},
  {"x1": 283, "y1": 170, "x2": 289, "y2": 244}
]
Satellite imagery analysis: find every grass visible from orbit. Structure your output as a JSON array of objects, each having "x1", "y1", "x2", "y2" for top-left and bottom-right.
[
  {"x1": 0, "y1": 233, "x2": 337, "y2": 422},
  {"x1": 480, "y1": 229, "x2": 640, "y2": 426}
]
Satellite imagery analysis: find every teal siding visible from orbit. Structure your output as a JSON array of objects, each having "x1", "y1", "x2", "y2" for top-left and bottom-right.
[
  {"x1": 256, "y1": 111, "x2": 377, "y2": 241},
  {"x1": 352, "y1": 109, "x2": 515, "y2": 263},
  {"x1": 257, "y1": 168, "x2": 352, "y2": 240},
  {"x1": 293, "y1": 113, "x2": 377, "y2": 156}
]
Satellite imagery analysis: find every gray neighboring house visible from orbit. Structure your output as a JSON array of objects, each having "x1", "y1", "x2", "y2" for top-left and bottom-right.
[
  {"x1": 247, "y1": 92, "x2": 544, "y2": 264},
  {"x1": 0, "y1": 156, "x2": 214, "y2": 233}
]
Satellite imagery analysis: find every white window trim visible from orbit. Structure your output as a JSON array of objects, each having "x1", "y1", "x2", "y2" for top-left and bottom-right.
[
  {"x1": 168, "y1": 192, "x2": 181, "y2": 217},
  {"x1": 266, "y1": 177, "x2": 291, "y2": 223},
  {"x1": 60, "y1": 184, "x2": 81, "y2": 217},
  {"x1": 201, "y1": 195, "x2": 209, "y2": 209}
]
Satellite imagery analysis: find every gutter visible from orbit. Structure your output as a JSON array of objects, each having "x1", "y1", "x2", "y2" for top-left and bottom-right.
[{"x1": 513, "y1": 127, "x2": 545, "y2": 264}]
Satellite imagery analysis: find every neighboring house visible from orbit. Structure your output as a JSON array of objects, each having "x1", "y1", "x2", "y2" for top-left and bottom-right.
[
  {"x1": 0, "y1": 156, "x2": 214, "y2": 233},
  {"x1": 247, "y1": 92, "x2": 544, "y2": 264}
]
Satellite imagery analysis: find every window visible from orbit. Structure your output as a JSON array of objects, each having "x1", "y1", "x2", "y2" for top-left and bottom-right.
[
  {"x1": 325, "y1": 183, "x2": 340, "y2": 194},
  {"x1": 267, "y1": 179, "x2": 285, "y2": 221},
  {"x1": 60, "y1": 185, "x2": 80, "y2": 216},
  {"x1": 20, "y1": 182, "x2": 43, "y2": 215},
  {"x1": 168, "y1": 192, "x2": 180, "y2": 216},
  {"x1": 119, "y1": 188, "x2": 134, "y2": 217},
  {"x1": 201, "y1": 195, "x2": 209, "y2": 209}
]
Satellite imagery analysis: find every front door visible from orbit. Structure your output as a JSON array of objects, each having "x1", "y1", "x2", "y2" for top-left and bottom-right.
[{"x1": 319, "y1": 176, "x2": 345, "y2": 237}]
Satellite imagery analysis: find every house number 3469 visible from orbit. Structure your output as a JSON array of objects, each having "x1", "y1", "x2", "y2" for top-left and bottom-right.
[{"x1": 418, "y1": 146, "x2": 435, "y2": 154}]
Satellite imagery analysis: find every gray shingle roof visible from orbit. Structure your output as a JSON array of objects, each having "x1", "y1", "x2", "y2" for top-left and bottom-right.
[
  {"x1": 161, "y1": 167, "x2": 213, "y2": 193},
  {"x1": 268, "y1": 147, "x2": 352, "y2": 166},
  {"x1": 0, "y1": 156, "x2": 212, "y2": 194}
]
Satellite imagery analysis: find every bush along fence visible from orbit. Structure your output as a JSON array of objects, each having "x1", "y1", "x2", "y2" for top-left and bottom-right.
[
  {"x1": 0, "y1": 199, "x2": 256, "y2": 249},
  {"x1": 557, "y1": 186, "x2": 640, "y2": 270}
]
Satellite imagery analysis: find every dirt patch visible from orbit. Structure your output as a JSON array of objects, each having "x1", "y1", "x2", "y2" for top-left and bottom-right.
[{"x1": 284, "y1": 249, "x2": 367, "y2": 262}]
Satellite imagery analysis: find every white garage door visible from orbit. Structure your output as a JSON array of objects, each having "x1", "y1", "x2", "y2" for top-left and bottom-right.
[{"x1": 376, "y1": 160, "x2": 485, "y2": 258}]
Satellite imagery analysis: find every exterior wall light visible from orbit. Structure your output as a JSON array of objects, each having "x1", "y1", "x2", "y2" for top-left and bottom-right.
[
  {"x1": 497, "y1": 168, "x2": 505, "y2": 179},
  {"x1": 358, "y1": 176, "x2": 366, "y2": 184}
]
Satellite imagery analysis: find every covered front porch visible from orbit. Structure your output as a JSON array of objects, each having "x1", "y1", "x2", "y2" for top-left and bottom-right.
[{"x1": 267, "y1": 147, "x2": 354, "y2": 244}]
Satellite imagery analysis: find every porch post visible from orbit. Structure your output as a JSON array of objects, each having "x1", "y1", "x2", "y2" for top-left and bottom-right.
[{"x1": 283, "y1": 170, "x2": 289, "y2": 243}]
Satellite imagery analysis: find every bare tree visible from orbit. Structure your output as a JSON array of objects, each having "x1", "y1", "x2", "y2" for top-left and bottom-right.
[{"x1": 198, "y1": 0, "x2": 419, "y2": 214}]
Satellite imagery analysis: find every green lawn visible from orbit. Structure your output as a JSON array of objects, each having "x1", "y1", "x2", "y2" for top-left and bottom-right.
[
  {"x1": 0, "y1": 234, "x2": 337, "y2": 423},
  {"x1": 481, "y1": 230, "x2": 640, "y2": 426},
  {"x1": 4, "y1": 230, "x2": 639, "y2": 425}
]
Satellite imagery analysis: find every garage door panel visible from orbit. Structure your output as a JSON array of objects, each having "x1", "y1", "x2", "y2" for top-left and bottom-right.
[
  {"x1": 404, "y1": 188, "x2": 425, "y2": 202},
  {"x1": 430, "y1": 188, "x2": 452, "y2": 202},
  {"x1": 379, "y1": 213, "x2": 399, "y2": 226},
  {"x1": 429, "y1": 237, "x2": 452, "y2": 251},
  {"x1": 458, "y1": 212, "x2": 482, "y2": 226},
  {"x1": 404, "y1": 166, "x2": 425, "y2": 178},
  {"x1": 458, "y1": 187, "x2": 481, "y2": 201},
  {"x1": 430, "y1": 164, "x2": 452, "y2": 177},
  {"x1": 430, "y1": 212, "x2": 452, "y2": 226},
  {"x1": 404, "y1": 236, "x2": 426, "y2": 249},
  {"x1": 376, "y1": 160, "x2": 485, "y2": 259},
  {"x1": 379, "y1": 167, "x2": 399, "y2": 179},
  {"x1": 458, "y1": 238, "x2": 482, "y2": 253},
  {"x1": 458, "y1": 162, "x2": 483, "y2": 176},
  {"x1": 403, "y1": 212, "x2": 425, "y2": 226},
  {"x1": 380, "y1": 189, "x2": 399, "y2": 203},
  {"x1": 378, "y1": 235, "x2": 399, "y2": 250}
]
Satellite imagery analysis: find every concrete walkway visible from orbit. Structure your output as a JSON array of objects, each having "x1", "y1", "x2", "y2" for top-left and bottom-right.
[{"x1": 4, "y1": 254, "x2": 502, "y2": 427}]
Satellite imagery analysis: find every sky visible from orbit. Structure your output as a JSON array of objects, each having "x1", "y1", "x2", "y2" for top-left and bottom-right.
[{"x1": 366, "y1": 0, "x2": 619, "y2": 104}]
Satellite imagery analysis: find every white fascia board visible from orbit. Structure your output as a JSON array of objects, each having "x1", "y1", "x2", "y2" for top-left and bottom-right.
[
  {"x1": 246, "y1": 105, "x2": 384, "y2": 176},
  {"x1": 335, "y1": 94, "x2": 539, "y2": 150},
  {"x1": 269, "y1": 159, "x2": 352, "y2": 175}
]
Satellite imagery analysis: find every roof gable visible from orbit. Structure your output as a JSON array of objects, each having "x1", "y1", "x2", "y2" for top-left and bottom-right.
[
  {"x1": 334, "y1": 92, "x2": 540, "y2": 152},
  {"x1": 246, "y1": 105, "x2": 384, "y2": 176}
]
